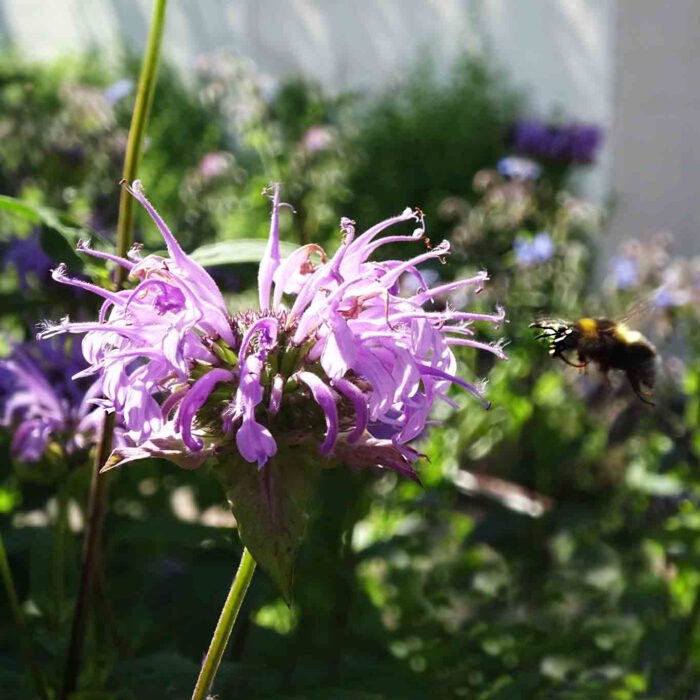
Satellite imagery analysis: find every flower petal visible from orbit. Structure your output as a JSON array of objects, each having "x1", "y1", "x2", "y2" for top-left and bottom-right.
[
  {"x1": 236, "y1": 417, "x2": 277, "y2": 467},
  {"x1": 296, "y1": 371, "x2": 339, "y2": 456}
]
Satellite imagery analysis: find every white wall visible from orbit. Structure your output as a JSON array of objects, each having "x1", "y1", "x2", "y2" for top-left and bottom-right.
[
  {"x1": 0, "y1": 0, "x2": 614, "y2": 197},
  {"x1": 610, "y1": 0, "x2": 700, "y2": 255}
]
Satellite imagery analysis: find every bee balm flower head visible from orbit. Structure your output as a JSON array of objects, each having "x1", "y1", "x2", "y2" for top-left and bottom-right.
[
  {"x1": 0, "y1": 338, "x2": 124, "y2": 464},
  {"x1": 40, "y1": 181, "x2": 505, "y2": 479}
]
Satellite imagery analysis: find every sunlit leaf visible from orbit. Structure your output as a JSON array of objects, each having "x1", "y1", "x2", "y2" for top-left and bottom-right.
[
  {"x1": 190, "y1": 239, "x2": 297, "y2": 267},
  {"x1": 0, "y1": 194, "x2": 106, "y2": 262},
  {"x1": 213, "y1": 444, "x2": 322, "y2": 603}
]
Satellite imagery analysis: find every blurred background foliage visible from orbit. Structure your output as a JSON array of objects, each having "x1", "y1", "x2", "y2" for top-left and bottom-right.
[{"x1": 2, "y1": 48, "x2": 700, "y2": 700}]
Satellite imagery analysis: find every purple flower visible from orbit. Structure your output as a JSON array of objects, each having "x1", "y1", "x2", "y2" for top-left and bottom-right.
[
  {"x1": 0, "y1": 338, "x2": 123, "y2": 463},
  {"x1": 513, "y1": 232, "x2": 555, "y2": 267},
  {"x1": 301, "y1": 125, "x2": 333, "y2": 153},
  {"x1": 511, "y1": 120, "x2": 603, "y2": 165},
  {"x1": 497, "y1": 156, "x2": 541, "y2": 181},
  {"x1": 41, "y1": 181, "x2": 505, "y2": 479},
  {"x1": 610, "y1": 255, "x2": 639, "y2": 289},
  {"x1": 2, "y1": 231, "x2": 54, "y2": 291},
  {"x1": 198, "y1": 151, "x2": 232, "y2": 180}
]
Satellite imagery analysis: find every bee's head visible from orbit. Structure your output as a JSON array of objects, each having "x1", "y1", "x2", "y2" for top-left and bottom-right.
[{"x1": 530, "y1": 319, "x2": 580, "y2": 356}]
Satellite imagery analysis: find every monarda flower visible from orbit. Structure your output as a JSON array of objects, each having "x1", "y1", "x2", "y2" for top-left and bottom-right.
[
  {"x1": 0, "y1": 338, "x2": 121, "y2": 465},
  {"x1": 40, "y1": 180, "x2": 505, "y2": 594}
]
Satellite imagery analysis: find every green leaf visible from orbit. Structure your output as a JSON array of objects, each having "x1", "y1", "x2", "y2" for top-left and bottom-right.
[
  {"x1": 213, "y1": 444, "x2": 322, "y2": 603},
  {"x1": 0, "y1": 194, "x2": 106, "y2": 261},
  {"x1": 190, "y1": 238, "x2": 298, "y2": 267},
  {"x1": 0, "y1": 195, "x2": 39, "y2": 221}
]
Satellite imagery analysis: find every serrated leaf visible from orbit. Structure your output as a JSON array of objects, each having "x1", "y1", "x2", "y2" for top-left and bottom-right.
[
  {"x1": 213, "y1": 444, "x2": 322, "y2": 603},
  {"x1": 190, "y1": 238, "x2": 297, "y2": 267}
]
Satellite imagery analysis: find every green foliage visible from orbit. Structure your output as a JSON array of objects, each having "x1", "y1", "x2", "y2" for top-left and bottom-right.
[
  {"x1": 213, "y1": 446, "x2": 323, "y2": 603},
  {"x1": 190, "y1": 238, "x2": 298, "y2": 267},
  {"x1": 3, "y1": 47, "x2": 700, "y2": 700},
  {"x1": 0, "y1": 194, "x2": 100, "y2": 263},
  {"x1": 347, "y1": 56, "x2": 521, "y2": 237}
]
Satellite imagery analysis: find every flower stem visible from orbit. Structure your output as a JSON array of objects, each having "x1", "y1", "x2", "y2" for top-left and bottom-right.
[
  {"x1": 59, "y1": 2, "x2": 168, "y2": 697},
  {"x1": 115, "y1": 0, "x2": 168, "y2": 273},
  {"x1": 60, "y1": 414, "x2": 114, "y2": 699},
  {"x1": 0, "y1": 530, "x2": 50, "y2": 700},
  {"x1": 191, "y1": 548, "x2": 257, "y2": 700},
  {"x1": 52, "y1": 483, "x2": 69, "y2": 631}
]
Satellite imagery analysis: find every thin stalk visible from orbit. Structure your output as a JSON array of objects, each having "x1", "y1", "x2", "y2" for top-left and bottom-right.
[
  {"x1": 60, "y1": 2, "x2": 168, "y2": 697},
  {"x1": 95, "y1": 550, "x2": 130, "y2": 656},
  {"x1": 52, "y1": 483, "x2": 69, "y2": 631},
  {"x1": 115, "y1": 0, "x2": 169, "y2": 277},
  {"x1": 60, "y1": 413, "x2": 114, "y2": 699},
  {"x1": 0, "y1": 530, "x2": 50, "y2": 700},
  {"x1": 191, "y1": 548, "x2": 257, "y2": 700}
]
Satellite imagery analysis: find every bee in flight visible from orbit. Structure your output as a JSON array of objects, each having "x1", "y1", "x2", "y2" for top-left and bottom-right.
[{"x1": 530, "y1": 316, "x2": 657, "y2": 405}]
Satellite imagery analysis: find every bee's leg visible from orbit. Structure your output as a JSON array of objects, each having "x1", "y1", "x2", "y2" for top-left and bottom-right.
[
  {"x1": 627, "y1": 372, "x2": 656, "y2": 406},
  {"x1": 577, "y1": 352, "x2": 590, "y2": 373},
  {"x1": 558, "y1": 353, "x2": 587, "y2": 369}
]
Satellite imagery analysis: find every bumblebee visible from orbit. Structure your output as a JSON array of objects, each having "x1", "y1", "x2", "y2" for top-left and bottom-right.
[{"x1": 530, "y1": 317, "x2": 657, "y2": 405}]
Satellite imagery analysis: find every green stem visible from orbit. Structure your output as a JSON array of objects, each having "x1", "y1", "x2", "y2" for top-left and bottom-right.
[
  {"x1": 60, "y1": 2, "x2": 168, "y2": 697},
  {"x1": 0, "y1": 530, "x2": 50, "y2": 700},
  {"x1": 191, "y1": 548, "x2": 257, "y2": 700},
  {"x1": 60, "y1": 414, "x2": 113, "y2": 700},
  {"x1": 53, "y1": 483, "x2": 69, "y2": 631},
  {"x1": 115, "y1": 0, "x2": 168, "y2": 276}
]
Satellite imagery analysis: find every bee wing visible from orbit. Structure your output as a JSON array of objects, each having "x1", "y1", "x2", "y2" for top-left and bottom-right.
[{"x1": 617, "y1": 292, "x2": 658, "y2": 325}]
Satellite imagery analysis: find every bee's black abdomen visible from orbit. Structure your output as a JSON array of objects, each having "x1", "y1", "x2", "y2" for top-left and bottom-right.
[{"x1": 627, "y1": 343, "x2": 657, "y2": 387}]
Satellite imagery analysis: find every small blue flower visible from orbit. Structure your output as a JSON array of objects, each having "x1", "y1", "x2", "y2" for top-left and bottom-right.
[
  {"x1": 654, "y1": 278, "x2": 690, "y2": 308},
  {"x1": 610, "y1": 256, "x2": 638, "y2": 289},
  {"x1": 497, "y1": 156, "x2": 541, "y2": 181},
  {"x1": 104, "y1": 79, "x2": 134, "y2": 105},
  {"x1": 654, "y1": 287, "x2": 673, "y2": 308},
  {"x1": 531, "y1": 232, "x2": 554, "y2": 261},
  {"x1": 514, "y1": 232, "x2": 554, "y2": 267}
]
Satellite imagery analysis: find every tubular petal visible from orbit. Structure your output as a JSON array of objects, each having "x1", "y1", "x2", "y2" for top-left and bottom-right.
[{"x1": 297, "y1": 371, "x2": 339, "y2": 456}]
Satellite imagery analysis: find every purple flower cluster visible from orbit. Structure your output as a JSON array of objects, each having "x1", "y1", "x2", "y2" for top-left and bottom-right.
[
  {"x1": 0, "y1": 339, "x2": 114, "y2": 462},
  {"x1": 511, "y1": 120, "x2": 603, "y2": 165},
  {"x1": 2, "y1": 230, "x2": 54, "y2": 291},
  {"x1": 41, "y1": 182, "x2": 505, "y2": 478}
]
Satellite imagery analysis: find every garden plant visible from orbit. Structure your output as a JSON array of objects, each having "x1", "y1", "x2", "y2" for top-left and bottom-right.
[{"x1": 3, "y1": 3, "x2": 700, "y2": 700}]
